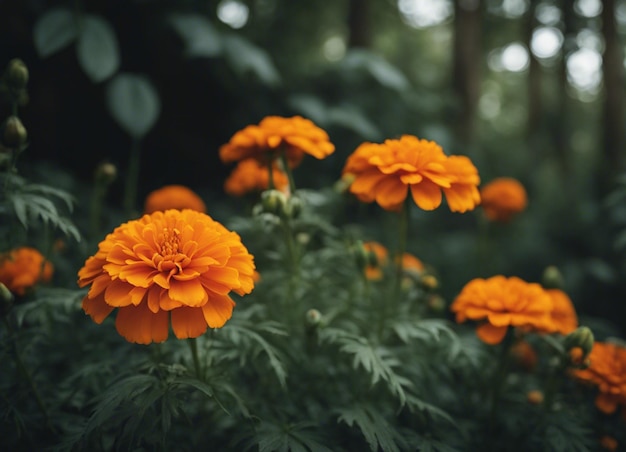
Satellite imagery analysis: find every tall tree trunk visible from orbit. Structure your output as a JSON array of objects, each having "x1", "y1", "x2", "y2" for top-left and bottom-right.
[
  {"x1": 347, "y1": 0, "x2": 370, "y2": 48},
  {"x1": 553, "y1": 0, "x2": 575, "y2": 175},
  {"x1": 601, "y1": 0, "x2": 625, "y2": 181},
  {"x1": 526, "y1": 0, "x2": 542, "y2": 142},
  {"x1": 452, "y1": 0, "x2": 482, "y2": 143}
]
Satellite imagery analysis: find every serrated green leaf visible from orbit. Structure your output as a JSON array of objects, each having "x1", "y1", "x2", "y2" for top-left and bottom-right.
[
  {"x1": 106, "y1": 73, "x2": 161, "y2": 138},
  {"x1": 33, "y1": 8, "x2": 78, "y2": 58},
  {"x1": 168, "y1": 13, "x2": 223, "y2": 57},
  {"x1": 337, "y1": 406, "x2": 405, "y2": 452},
  {"x1": 76, "y1": 15, "x2": 120, "y2": 82}
]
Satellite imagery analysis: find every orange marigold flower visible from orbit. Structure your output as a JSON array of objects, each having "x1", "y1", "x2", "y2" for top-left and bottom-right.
[
  {"x1": 0, "y1": 247, "x2": 53, "y2": 296},
  {"x1": 363, "y1": 241, "x2": 388, "y2": 280},
  {"x1": 224, "y1": 158, "x2": 289, "y2": 196},
  {"x1": 77, "y1": 209, "x2": 255, "y2": 344},
  {"x1": 219, "y1": 116, "x2": 335, "y2": 168},
  {"x1": 546, "y1": 289, "x2": 578, "y2": 335},
  {"x1": 600, "y1": 436, "x2": 619, "y2": 452},
  {"x1": 450, "y1": 276, "x2": 554, "y2": 345},
  {"x1": 343, "y1": 135, "x2": 480, "y2": 212},
  {"x1": 480, "y1": 177, "x2": 527, "y2": 222},
  {"x1": 572, "y1": 342, "x2": 626, "y2": 414},
  {"x1": 144, "y1": 185, "x2": 206, "y2": 214}
]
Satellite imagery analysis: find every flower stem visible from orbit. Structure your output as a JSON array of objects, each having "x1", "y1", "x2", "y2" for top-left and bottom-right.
[
  {"x1": 123, "y1": 138, "x2": 141, "y2": 218},
  {"x1": 279, "y1": 152, "x2": 296, "y2": 195},
  {"x1": 187, "y1": 337, "x2": 203, "y2": 380},
  {"x1": 487, "y1": 331, "x2": 514, "y2": 447}
]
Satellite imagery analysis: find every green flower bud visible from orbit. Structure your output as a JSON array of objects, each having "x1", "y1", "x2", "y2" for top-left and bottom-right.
[
  {"x1": 305, "y1": 308, "x2": 322, "y2": 327},
  {"x1": 5, "y1": 59, "x2": 29, "y2": 89},
  {"x1": 285, "y1": 195, "x2": 304, "y2": 219},
  {"x1": 94, "y1": 162, "x2": 117, "y2": 185},
  {"x1": 352, "y1": 240, "x2": 369, "y2": 272},
  {"x1": 0, "y1": 282, "x2": 14, "y2": 315},
  {"x1": 260, "y1": 189, "x2": 288, "y2": 216},
  {"x1": 542, "y1": 265, "x2": 564, "y2": 290},
  {"x1": 2, "y1": 116, "x2": 27, "y2": 148}
]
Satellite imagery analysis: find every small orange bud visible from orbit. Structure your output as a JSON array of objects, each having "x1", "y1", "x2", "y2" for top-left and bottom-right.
[
  {"x1": 527, "y1": 390, "x2": 544, "y2": 405},
  {"x1": 600, "y1": 436, "x2": 618, "y2": 452}
]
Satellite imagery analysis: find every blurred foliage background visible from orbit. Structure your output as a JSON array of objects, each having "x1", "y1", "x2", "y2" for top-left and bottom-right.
[{"x1": 1, "y1": 0, "x2": 625, "y2": 336}]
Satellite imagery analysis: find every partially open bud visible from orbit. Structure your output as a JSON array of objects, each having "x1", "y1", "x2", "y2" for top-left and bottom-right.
[
  {"x1": 2, "y1": 116, "x2": 27, "y2": 148},
  {"x1": 4, "y1": 59, "x2": 29, "y2": 90},
  {"x1": 352, "y1": 240, "x2": 369, "y2": 272},
  {"x1": 564, "y1": 326, "x2": 594, "y2": 367},
  {"x1": 427, "y1": 294, "x2": 446, "y2": 313},
  {"x1": 420, "y1": 274, "x2": 439, "y2": 291},
  {"x1": 542, "y1": 265, "x2": 564, "y2": 290},
  {"x1": 284, "y1": 195, "x2": 304, "y2": 219},
  {"x1": 526, "y1": 390, "x2": 544, "y2": 405}
]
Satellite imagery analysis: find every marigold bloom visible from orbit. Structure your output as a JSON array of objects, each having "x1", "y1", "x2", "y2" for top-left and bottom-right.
[
  {"x1": 0, "y1": 247, "x2": 53, "y2": 296},
  {"x1": 78, "y1": 209, "x2": 255, "y2": 344},
  {"x1": 224, "y1": 158, "x2": 289, "y2": 196},
  {"x1": 546, "y1": 289, "x2": 578, "y2": 335},
  {"x1": 573, "y1": 342, "x2": 626, "y2": 414},
  {"x1": 219, "y1": 116, "x2": 335, "y2": 168},
  {"x1": 398, "y1": 252, "x2": 424, "y2": 275},
  {"x1": 450, "y1": 276, "x2": 554, "y2": 345},
  {"x1": 144, "y1": 185, "x2": 206, "y2": 214},
  {"x1": 480, "y1": 177, "x2": 527, "y2": 222},
  {"x1": 363, "y1": 241, "x2": 388, "y2": 280},
  {"x1": 343, "y1": 135, "x2": 480, "y2": 212}
]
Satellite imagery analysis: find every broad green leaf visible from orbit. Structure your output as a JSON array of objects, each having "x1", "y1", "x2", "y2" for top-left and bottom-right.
[
  {"x1": 76, "y1": 15, "x2": 120, "y2": 83},
  {"x1": 33, "y1": 8, "x2": 78, "y2": 57},
  {"x1": 168, "y1": 13, "x2": 223, "y2": 57},
  {"x1": 223, "y1": 34, "x2": 280, "y2": 86},
  {"x1": 106, "y1": 73, "x2": 161, "y2": 138}
]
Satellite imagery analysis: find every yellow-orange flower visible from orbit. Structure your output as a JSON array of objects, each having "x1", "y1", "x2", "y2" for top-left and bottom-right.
[
  {"x1": 0, "y1": 247, "x2": 53, "y2": 296},
  {"x1": 224, "y1": 158, "x2": 289, "y2": 196},
  {"x1": 77, "y1": 209, "x2": 255, "y2": 344},
  {"x1": 343, "y1": 135, "x2": 480, "y2": 212},
  {"x1": 545, "y1": 289, "x2": 578, "y2": 335},
  {"x1": 480, "y1": 177, "x2": 527, "y2": 222},
  {"x1": 144, "y1": 185, "x2": 206, "y2": 214},
  {"x1": 398, "y1": 252, "x2": 424, "y2": 275},
  {"x1": 363, "y1": 241, "x2": 388, "y2": 280},
  {"x1": 450, "y1": 276, "x2": 554, "y2": 344},
  {"x1": 573, "y1": 342, "x2": 626, "y2": 414},
  {"x1": 219, "y1": 116, "x2": 335, "y2": 168}
]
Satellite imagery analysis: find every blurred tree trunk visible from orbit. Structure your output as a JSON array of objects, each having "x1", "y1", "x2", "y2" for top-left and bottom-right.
[
  {"x1": 526, "y1": 0, "x2": 542, "y2": 142},
  {"x1": 601, "y1": 0, "x2": 625, "y2": 180},
  {"x1": 553, "y1": 0, "x2": 575, "y2": 174},
  {"x1": 452, "y1": 0, "x2": 483, "y2": 143},
  {"x1": 347, "y1": 0, "x2": 370, "y2": 48}
]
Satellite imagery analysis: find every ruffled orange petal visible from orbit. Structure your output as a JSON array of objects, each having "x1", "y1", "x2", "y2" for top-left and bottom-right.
[
  {"x1": 476, "y1": 323, "x2": 508, "y2": 345},
  {"x1": 82, "y1": 293, "x2": 114, "y2": 324},
  {"x1": 374, "y1": 177, "x2": 408, "y2": 211},
  {"x1": 169, "y1": 278, "x2": 208, "y2": 306},
  {"x1": 115, "y1": 303, "x2": 169, "y2": 344},
  {"x1": 410, "y1": 180, "x2": 443, "y2": 210},
  {"x1": 202, "y1": 295, "x2": 235, "y2": 328},
  {"x1": 171, "y1": 306, "x2": 209, "y2": 339}
]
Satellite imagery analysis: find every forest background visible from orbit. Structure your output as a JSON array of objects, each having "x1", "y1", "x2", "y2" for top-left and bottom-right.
[{"x1": 1, "y1": 0, "x2": 625, "y2": 346}]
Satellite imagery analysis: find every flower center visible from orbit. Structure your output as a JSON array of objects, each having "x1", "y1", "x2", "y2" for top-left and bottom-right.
[{"x1": 158, "y1": 228, "x2": 181, "y2": 258}]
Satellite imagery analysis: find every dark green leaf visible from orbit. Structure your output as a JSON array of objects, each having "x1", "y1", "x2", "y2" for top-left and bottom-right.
[
  {"x1": 33, "y1": 8, "x2": 78, "y2": 57},
  {"x1": 168, "y1": 13, "x2": 223, "y2": 57},
  {"x1": 76, "y1": 15, "x2": 120, "y2": 83},
  {"x1": 223, "y1": 34, "x2": 280, "y2": 86},
  {"x1": 106, "y1": 73, "x2": 161, "y2": 138}
]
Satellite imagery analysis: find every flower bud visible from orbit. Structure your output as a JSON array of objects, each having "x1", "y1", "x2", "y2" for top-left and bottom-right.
[
  {"x1": 564, "y1": 326, "x2": 594, "y2": 366},
  {"x1": 526, "y1": 390, "x2": 544, "y2": 405},
  {"x1": 542, "y1": 265, "x2": 564, "y2": 290},
  {"x1": 427, "y1": 294, "x2": 446, "y2": 313},
  {"x1": 333, "y1": 173, "x2": 355, "y2": 194},
  {"x1": 4, "y1": 59, "x2": 29, "y2": 89},
  {"x1": 305, "y1": 309, "x2": 322, "y2": 327},
  {"x1": 420, "y1": 274, "x2": 439, "y2": 291},
  {"x1": 2, "y1": 116, "x2": 27, "y2": 148},
  {"x1": 0, "y1": 282, "x2": 14, "y2": 315},
  {"x1": 260, "y1": 189, "x2": 288, "y2": 216},
  {"x1": 352, "y1": 241, "x2": 369, "y2": 271},
  {"x1": 285, "y1": 195, "x2": 304, "y2": 219},
  {"x1": 94, "y1": 162, "x2": 117, "y2": 185}
]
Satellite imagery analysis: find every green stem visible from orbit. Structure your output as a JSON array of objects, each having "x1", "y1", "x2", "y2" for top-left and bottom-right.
[
  {"x1": 2, "y1": 316, "x2": 55, "y2": 434},
  {"x1": 279, "y1": 152, "x2": 296, "y2": 195},
  {"x1": 487, "y1": 331, "x2": 514, "y2": 447},
  {"x1": 123, "y1": 139, "x2": 141, "y2": 217},
  {"x1": 267, "y1": 157, "x2": 275, "y2": 190},
  {"x1": 187, "y1": 337, "x2": 203, "y2": 380},
  {"x1": 476, "y1": 212, "x2": 490, "y2": 277}
]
